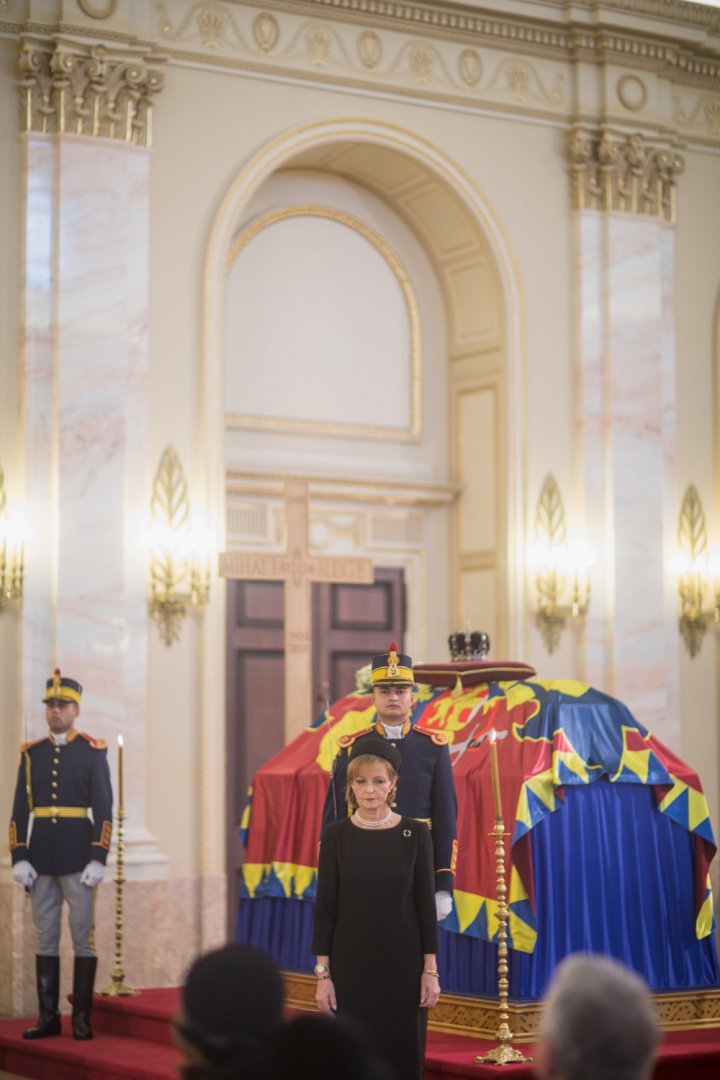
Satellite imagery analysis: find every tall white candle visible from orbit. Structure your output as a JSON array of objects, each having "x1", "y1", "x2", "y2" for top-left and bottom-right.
[
  {"x1": 117, "y1": 734, "x2": 124, "y2": 808},
  {"x1": 489, "y1": 730, "x2": 503, "y2": 822}
]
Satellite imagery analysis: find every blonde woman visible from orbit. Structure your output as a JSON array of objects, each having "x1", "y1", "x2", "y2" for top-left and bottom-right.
[{"x1": 312, "y1": 738, "x2": 439, "y2": 1080}]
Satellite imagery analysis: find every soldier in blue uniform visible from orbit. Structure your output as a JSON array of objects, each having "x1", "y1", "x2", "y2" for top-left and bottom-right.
[
  {"x1": 322, "y1": 642, "x2": 458, "y2": 921},
  {"x1": 9, "y1": 670, "x2": 113, "y2": 1041}
]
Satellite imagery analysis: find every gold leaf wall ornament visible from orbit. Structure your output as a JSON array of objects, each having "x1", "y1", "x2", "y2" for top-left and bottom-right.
[
  {"x1": 357, "y1": 31, "x2": 382, "y2": 72},
  {"x1": 148, "y1": 447, "x2": 209, "y2": 646},
  {"x1": 531, "y1": 475, "x2": 591, "y2": 654},
  {"x1": 459, "y1": 49, "x2": 482, "y2": 88},
  {"x1": 506, "y1": 62, "x2": 530, "y2": 101},
  {"x1": 677, "y1": 483, "x2": 707, "y2": 563},
  {"x1": 253, "y1": 12, "x2": 279, "y2": 54},
  {"x1": 150, "y1": 446, "x2": 190, "y2": 537},
  {"x1": 704, "y1": 99, "x2": 720, "y2": 135},
  {"x1": 675, "y1": 483, "x2": 716, "y2": 658},
  {"x1": 408, "y1": 43, "x2": 433, "y2": 83},
  {"x1": 0, "y1": 465, "x2": 24, "y2": 611},
  {"x1": 197, "y1": 5, "x2": 228, "y2": 49},
  {"x1": 306, "y1": 26, "x2": 331, "y2": 66},
  {"x1": 534, "y1": 474, "x2": 567, "y2": 551}
]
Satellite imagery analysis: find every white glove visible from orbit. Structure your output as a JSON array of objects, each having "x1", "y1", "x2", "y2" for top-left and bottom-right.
[
  {"x1": 13, "y1": 860, "x2": 38, "y2": 888},
  {"x1": 435, "y1": 890, "x2": 453, "y2": 922},
  {"x1": 80, "y1": 860, "x2": 105, "y2": 887}
]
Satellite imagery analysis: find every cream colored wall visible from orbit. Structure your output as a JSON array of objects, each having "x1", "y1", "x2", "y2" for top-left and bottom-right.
[{"x1": 674, "y1": 147, "x2": 720, "y2": 836}]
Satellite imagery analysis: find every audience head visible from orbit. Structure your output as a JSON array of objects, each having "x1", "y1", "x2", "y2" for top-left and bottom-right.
[
  {"x1": 270, "y1": 1013, "x2": 393, "y2": 1080},
  {"x1": 174, "y1": 944, "x2": 284, "y2": 1077},
  {"x1": 535, "y1": 954, "x2": 660, "y2": 1080}
]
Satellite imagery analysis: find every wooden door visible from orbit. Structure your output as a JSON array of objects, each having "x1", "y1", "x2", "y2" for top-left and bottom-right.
[{"x1": 226, "y1": 567, "x2": 404, "y2": 932}]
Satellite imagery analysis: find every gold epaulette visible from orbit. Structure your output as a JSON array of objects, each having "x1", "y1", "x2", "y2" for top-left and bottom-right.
[
  {"x1": 78, "y1": 732, "x2": 107, "y2": 749},
  {"x1": 19, "y1": 736, "x2": 48, "y2": 753},
  {"x1": 412, "y1": 727, "x2": 449, "y2": 746},
  {"x1": 337, "y1": 727, "x2": 374, "y2": 749}
]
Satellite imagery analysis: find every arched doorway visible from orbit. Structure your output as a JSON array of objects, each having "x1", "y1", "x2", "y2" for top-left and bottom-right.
[{"x1": 199, "y1": 119, "x2": 525, "y2": 912}]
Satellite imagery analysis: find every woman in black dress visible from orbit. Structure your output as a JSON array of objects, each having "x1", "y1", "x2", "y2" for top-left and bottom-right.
[{"x1": 312, "y1": 738, "x2": 440, "y2": 1080}]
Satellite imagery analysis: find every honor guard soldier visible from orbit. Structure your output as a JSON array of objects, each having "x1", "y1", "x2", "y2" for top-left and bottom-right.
[
  {"x1": 9, "y1": 670, "x2": 113, "y2": 1041},
  {"x1": 322, "y1": 642, "x2": 458, "y2": 921}
]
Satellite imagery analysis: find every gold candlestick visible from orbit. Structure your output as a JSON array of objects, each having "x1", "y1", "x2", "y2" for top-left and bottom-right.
[
  {"x1": 475, "y1": 735, "x2": 532, "y2": 1066},
  {"x1": 100, "y1": 735, "x2": 139, "y2": 997}
]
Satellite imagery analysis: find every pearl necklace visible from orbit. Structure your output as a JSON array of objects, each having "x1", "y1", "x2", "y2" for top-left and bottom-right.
[{"x1": 354, "y1": 808, "x2": 392, "y2": 828}]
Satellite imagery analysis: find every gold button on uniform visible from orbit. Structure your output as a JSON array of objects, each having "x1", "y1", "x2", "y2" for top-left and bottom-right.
[
  {"x1": 51, "y1": 793, "x2": 58, "y2": 800},
  {"x1": 51, "y1": 781, "x2": 58, "y2": 788},
  {"x1": 52, "y1": 770, "x2": 58, "y2": 776}
]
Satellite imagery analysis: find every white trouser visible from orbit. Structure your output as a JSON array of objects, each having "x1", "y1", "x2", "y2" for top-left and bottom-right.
[{"x1": 30, "y1": 873, "x2": 96, "y2": 957}]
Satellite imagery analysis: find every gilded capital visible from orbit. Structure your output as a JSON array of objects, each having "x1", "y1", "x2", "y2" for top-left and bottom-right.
[
  {"x1": 568, "y1": 127, "x2": 684, "y2": 223},
  {"x1": 18, "y1": 36, "x2": 165, "y2": 146}
]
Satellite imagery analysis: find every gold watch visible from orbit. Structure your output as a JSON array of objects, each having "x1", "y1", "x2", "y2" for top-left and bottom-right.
[{"x1": 314, "y1": 963, "x2": 331, "y2": 978}]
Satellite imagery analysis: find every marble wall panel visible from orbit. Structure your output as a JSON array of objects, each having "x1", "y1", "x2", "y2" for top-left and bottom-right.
[
  {"x1": 21, "y1": 135, "x2": 57, "y2": 725},
  {"x1": 576, "y1": 211, "x2": 610, "y2": 687},
  {"x1": 577, "y1": 210, "x2": 678, "y2": 743}
]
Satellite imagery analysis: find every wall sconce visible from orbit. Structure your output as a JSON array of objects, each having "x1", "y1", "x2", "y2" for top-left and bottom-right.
[
  {"x1": 528, "y1": 474, "x2": 594, "y2": 653},
  {"x1": 0, "y1": 464, "x2": 24, "y2": 612},
  {"x1": 148, "y1": 446, "x2": 210, "y2": 646},
  {"x1": 671, "y1": 483, "x2": 719, "y2": 658}
]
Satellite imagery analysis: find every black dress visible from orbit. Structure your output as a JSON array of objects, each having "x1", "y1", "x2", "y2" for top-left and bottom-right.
[{"x1": 312, "y1": 816, "x2": 438, "y2": 1080}]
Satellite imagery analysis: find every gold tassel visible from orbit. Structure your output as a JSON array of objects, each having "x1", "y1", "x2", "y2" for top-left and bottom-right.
[{"x1": 451, "y1": 674, "x2": 463, "y2": 698}]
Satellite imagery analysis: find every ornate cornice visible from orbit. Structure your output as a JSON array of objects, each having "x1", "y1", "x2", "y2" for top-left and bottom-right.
[
  {"x1": 568, "y1": 125, "x2": 685, "y2": 222},
  {"x1": 245, "y1": 1, "x2": 720, "y2": 38},
  {"x1": 3, "y1": 3, "x2": 720, "y2": 148},
  {"x1": 18, "y1": 34, "x2": 165, "y2": 145}
]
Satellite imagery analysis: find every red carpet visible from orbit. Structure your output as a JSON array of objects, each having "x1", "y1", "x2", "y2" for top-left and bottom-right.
[{"x1": 1, "y1": 988, "x2": 719, "y2": 1079}]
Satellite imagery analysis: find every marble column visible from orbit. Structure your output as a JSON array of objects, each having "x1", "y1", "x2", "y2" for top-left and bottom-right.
[
  {"x1": 571, "y1": 128, "x2": 683, "y2": 745},
  {"x1": 0, "y1": 36, "x2": 179, "y2": 1016}
]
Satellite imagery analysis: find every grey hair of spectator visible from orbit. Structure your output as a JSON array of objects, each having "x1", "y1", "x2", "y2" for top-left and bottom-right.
[{"x1": 536, "y1": 954, "x2": 660, "y2": 1080}]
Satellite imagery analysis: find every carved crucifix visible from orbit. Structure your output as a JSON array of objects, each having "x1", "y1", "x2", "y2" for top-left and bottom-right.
[{"x1": 219, "y1": 479, "x2": 374, "y2": 742}]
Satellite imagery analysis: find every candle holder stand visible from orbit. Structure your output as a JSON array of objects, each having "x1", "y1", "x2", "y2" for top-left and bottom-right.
[
  {"x1": 474, "y1": 819, "x2": 532, "y2": 1066},
  {"x1": 100, "y1": 804, "x2": 139, "y2": 997}
]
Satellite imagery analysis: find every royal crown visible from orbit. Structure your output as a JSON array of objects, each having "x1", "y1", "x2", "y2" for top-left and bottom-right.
[{"x1": 448, "y1": 629, "x2": 490, "y2": 661}]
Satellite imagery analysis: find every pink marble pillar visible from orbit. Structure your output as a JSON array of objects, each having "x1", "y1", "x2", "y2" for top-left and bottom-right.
[
  {"x1": 577, "y1": 210, "x2": 679, "y2": 744},
  {"x1": 20, "y1": 132, "x2": 162, "y2": 865}
]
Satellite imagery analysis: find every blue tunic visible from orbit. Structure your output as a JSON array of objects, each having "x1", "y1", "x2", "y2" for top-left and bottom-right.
[{"x1": 9, "y1": 731, "x2": 113, "y2": 875}]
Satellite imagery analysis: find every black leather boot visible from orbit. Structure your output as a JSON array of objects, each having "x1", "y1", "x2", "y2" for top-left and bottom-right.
[
  {"x1": 71, "y1": 955, "x2": 98, "y2": 1040},
  {"x1": 23, "y1": 955, "x2": 61, "y2": 1039}
]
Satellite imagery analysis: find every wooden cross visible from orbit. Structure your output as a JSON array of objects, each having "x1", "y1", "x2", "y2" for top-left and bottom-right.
[{"x1": 219, "y1": 479, "x2": 374, "y2": 742}]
